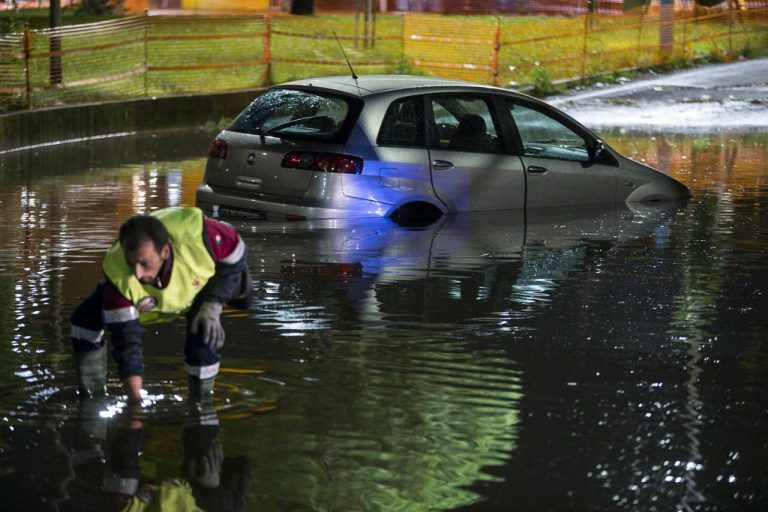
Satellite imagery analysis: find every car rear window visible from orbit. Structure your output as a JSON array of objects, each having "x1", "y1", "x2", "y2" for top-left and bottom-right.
[{"x1": 229, "y1": 88, "x2": 357, "y2": 142}]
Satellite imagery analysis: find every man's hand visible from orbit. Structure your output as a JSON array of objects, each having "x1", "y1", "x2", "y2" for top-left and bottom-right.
[
  {"x1": 124, "y1": 376, "x2": 144, "y2": 406},
  {"x1": 190, "y1": 302, "x2": 225, "y2": 350},
  {"x1": 184, "y1": 442, "x2": 224, "y2": 488}
]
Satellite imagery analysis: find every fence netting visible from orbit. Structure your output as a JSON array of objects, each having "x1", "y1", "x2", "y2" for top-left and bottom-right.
[
  {"x1": 269, "y1": 15, "x2": 403, "y2": 83},
  {"x1": 1, "y1": 6, "x2": 766, "y2": 111},
  {"x1": 147, "y1": 15, "x2": 268, "y2": 95}
]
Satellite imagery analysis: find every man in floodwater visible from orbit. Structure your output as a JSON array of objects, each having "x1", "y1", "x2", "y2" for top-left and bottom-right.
[{"x1": 70, "y1": 207, "x2": 252, "y2": 403}]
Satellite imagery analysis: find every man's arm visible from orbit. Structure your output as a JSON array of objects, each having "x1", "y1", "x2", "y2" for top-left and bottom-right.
[
  {"x1": 188, "y1": 218, "x2": 250, "y2": 351},
  {"x1": 103, "y1": 281, "x2": 145, "y2": 403},
  {"x1": 199, "y1": 217, "x2": 248, "y2": 305}
]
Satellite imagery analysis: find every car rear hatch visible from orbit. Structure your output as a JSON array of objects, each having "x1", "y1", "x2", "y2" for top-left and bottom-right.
[
  {"x1": 207, "y1": 87, "x2": 363, "y2": 200},
  {"x1": 217, "y1": 133, "x2": 343, "y2": 199}
]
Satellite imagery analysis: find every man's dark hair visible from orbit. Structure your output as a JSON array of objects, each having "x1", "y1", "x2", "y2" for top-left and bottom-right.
[{"x1": 119, "y1": 214, "x2": 169, "y2": 254}]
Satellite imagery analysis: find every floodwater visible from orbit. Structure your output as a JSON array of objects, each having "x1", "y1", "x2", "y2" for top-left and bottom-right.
[{"x1": 0, "y1": 128, "x2": 766, "y2": 511}]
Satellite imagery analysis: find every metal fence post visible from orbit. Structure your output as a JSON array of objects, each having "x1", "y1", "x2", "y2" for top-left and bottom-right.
[
  {"x1": 636, "y1": 4, "x2": 645, "y2": 70},
  {"x1": 144, "y1": 9, "x2": 149, "y2": 98},
  {"x1": 581, "y1": 1, "x2": 590, "y2": 81},
  {"x1": 728, "y1": 0, "x2": 733, "y2": 55},
  {"x1": 263, "y1": 14, "x2": 272, "y2": 86},
  {"x1": 492, "y1": 17, "x2": 501, "y2": 87},
  {"x1": 354, "y1": 0, "x2": 360, "y2": 48},
  {"x1": 364, "y1": 0, "x2": 372, "y2": 49},
  {"x1": 371, "y1": 0, "x2": 376, "y2": 50},
  {"x1": 400, "y1": 13, "x2": 406, "y2": 74},
  {"x1": 23, "y1": 23, "x2": 32, "y2": 109},
  {"x1": 659, "y1": 0, "x2": 674, "y2": 62},
  {"x1": 49, "y1": 0, "x2": 62, "y2": 84},
  {"x1": 682, "y1": 7, "x2": 688, "y2": 62}
]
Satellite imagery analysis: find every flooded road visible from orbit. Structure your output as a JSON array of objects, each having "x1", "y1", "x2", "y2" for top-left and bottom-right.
[
  {"x1": 0, "y1": 127, "x2": 766, "y2": 511},
  {"x1": 551, "y1": 57, "x2": 768, "y2": 131}
]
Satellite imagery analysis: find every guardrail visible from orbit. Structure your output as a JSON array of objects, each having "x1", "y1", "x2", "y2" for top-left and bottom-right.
[{"x1": 1, "y1": 6, "x2": 767, "y2": 110}]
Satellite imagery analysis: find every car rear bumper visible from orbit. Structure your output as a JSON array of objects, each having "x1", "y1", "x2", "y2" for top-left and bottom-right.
[{"x1": 196, "y1": 184, "x2": 394, "y2": 219}]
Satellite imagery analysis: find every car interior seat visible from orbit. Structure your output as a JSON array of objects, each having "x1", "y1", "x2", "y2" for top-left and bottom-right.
[{"x1": 450, "y1": 114, "x2": 490, "y2": 151}]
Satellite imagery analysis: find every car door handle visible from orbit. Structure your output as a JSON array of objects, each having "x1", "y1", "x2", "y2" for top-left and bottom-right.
[
  {"x1": 527, "y1": 165, "x2": 547, "y2": 174},
  {"x1": 432, "y1": 160, "x2": 454, "y2": 171}
]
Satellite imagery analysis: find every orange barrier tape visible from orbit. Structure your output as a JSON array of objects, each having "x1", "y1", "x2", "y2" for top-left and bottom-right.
[
  {"x1": 687, "y1": 28, "x2": 765, "y2": 44},
  {"x1": 147, "y1": 32, "x2": 265, "y2": 41},
  {"x1": 501, "y1": 32, "x2": 580, "y2": 47},
  {"x1": 30, "y1": 66, "x2": 146, "y2": 91},
  {"x1": 506, "y1": 44, "x2": 651, "y2": 71},
  {"x1": 408, "y1": 34, "x2": 495, "y2": 45},
  {"x1": 506, "y1": 55, "x2": 580, "y2": 70},
  {"x1": 28, "y1": 36, "x2": 145, "y2": 60},
  {"x1": 3, "y1": 9, "x2": 766, "y2": 110},
  {"x1": 273, "y1": 57, "x2": 399, "y2": 66},
  {"x1": 149, "y1": 60, "x2": 266, "y2": 71},
  {"x1": 271, "y1": 29, "x2": 400, "y2": 41},
  {"x1": 413, "y1": 60, "x2": 494, "y2": 72}
]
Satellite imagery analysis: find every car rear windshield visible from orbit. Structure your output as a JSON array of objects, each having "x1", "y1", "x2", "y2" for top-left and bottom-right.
[{"x1": 228, "y1": 88, "x2": 357, "y2": 142}]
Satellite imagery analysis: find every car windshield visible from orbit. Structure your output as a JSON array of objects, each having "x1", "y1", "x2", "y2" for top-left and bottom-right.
[{"x1": 229, "y1": 88, "x2": 352, "y2": 141}]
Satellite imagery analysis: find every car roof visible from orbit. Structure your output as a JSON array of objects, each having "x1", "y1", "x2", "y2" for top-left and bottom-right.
[{"x1": 278, "y1": 75, "x2": 516, "y2": 98}]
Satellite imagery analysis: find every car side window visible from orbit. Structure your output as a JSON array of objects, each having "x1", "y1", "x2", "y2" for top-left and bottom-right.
[
  {"x1": 506, "y1": 99, "x2": 589, "y2": 162},
  {"x1": 377, "y1": 97, "x2": 425, "y2": 147},
  {"x1": 430, "y1": 96, "x2": 501, "y2": 152}
]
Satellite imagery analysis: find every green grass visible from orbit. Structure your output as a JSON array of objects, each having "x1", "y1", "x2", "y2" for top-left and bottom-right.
[
  {"x1": 495, "y1": 12, "x2": 768, "y2": 90},
  {"x1": 2, "y1": 10, "x2": 767, "y2": 109},
  {"x1": 0, "y1": 6, "x2": 119, "y2": 30}
]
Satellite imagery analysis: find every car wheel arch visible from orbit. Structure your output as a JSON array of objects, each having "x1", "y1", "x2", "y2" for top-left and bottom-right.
[{"x1": 388, "y1": 201, "x2": 445, "y2": 226}]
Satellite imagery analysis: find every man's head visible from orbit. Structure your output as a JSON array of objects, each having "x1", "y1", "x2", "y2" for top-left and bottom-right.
[{"x1": 119, "y1": 215, "x2": 170, "y2": 284}]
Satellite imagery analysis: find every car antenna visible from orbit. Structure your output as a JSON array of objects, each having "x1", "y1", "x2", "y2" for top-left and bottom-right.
[{"x1": 333, "y1": 30, "x2": 361, "y2": 96}]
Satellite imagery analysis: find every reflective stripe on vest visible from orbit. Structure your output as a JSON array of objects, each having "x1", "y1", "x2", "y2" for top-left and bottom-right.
[{"x1": 102, "y1": 207, "x2": 216, "y2": 325}]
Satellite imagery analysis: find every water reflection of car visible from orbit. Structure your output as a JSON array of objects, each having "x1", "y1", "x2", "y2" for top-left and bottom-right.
[
  {"x1": 196, "y1": 75, "x2": 690, "y2": 222},
  {"x1": 166, "y1": 204, "x2": 681, "y2": 511},
  {"x1": 235, "y1": 202, "x2": 683, "y2": 329}
]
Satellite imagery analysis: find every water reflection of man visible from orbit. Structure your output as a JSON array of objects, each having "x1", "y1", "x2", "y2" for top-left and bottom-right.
[
  {"x1": 70, "y1": 207, "x2": 252, "y2": 403},
  {"x1": 105, "y1": 402, "x2": 251, "y2": 512}
]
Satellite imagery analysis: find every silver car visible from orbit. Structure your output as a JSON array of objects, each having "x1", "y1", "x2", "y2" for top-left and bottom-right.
[{"x1": 196, "y1": 75, "x2": 690, "y2": 221}]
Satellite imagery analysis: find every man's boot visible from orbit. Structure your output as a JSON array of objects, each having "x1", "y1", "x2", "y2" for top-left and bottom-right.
[
  {"x1": 74, "y1": 347, "x2": 107, "y2": 398},
  {"x1": 188, "y1": 376, "x2": 216, "y2": 402}
]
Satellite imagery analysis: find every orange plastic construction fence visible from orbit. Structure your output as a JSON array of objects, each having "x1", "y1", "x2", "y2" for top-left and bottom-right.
[{"x1": 1, "y1": 7, "x2": 766, "y2": 110}]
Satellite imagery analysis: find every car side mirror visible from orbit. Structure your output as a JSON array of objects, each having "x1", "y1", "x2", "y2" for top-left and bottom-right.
[{"x1": 590, "y1": 140, "x2": 606, "y2": 162}]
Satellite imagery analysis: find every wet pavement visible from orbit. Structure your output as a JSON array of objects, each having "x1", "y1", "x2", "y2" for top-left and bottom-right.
[
  {"x1": 551, "y1": 57, "x2": 768, "y2": 131},
  {"x1": 0, "y1": 60, "x2": 767, "y2": 511}
]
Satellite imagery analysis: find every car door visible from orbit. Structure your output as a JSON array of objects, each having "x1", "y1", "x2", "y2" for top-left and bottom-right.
[
  {"x1": 504, "y1": 98, "x2": 617, "y2": 208},
  {"x1": 427, "y1": 94, "x2": 525, "y2": 213}
]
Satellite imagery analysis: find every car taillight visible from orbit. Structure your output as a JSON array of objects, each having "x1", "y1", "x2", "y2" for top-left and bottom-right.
[
  {"x1": 209, "y1": 137, "x2": 228, "y2": 159},
  {"x1": 281, "y1": 151, "x2": 363, "y2": 174}
]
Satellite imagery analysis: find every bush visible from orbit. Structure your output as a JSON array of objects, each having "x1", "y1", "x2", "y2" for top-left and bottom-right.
[
  {"x1": 0, "y1": 0, "x2": 21, "y2": 34},
  {"x1": 76, "y1": 0, "x2": 125, "y2": 16},
  {"x1": 529, "y1": 67, "x2": 562, "y2": 97}
]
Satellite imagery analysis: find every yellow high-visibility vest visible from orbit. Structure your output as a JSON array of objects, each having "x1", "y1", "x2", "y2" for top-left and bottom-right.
[
  {"x1": 103, "y1": 207, "x2": 216, "y2": 324},
  {"x1": 122, "y1": 479, "x2": 204, "y2": 512}
]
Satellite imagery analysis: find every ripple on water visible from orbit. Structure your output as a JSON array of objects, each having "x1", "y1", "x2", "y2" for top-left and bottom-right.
[
  {"x1": 0, "y1": 361, "x2": 276, "y2": 429},
  {"x1": 248, "y1": 331, "x2": 524, "y2": 511}
]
